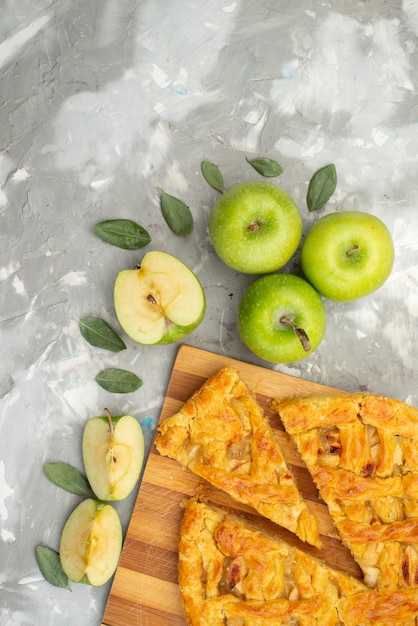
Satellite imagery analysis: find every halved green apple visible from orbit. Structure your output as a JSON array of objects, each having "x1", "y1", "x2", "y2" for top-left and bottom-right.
[
  {"x1": 82, "y1": 411, "x2": 144, "y2": 501},
  {"x1": 114, "y1": 250, "x2": 206, "y2": 344},
  {"x1": 59, "y1": 498, "x2": 122, "y2": 586}
]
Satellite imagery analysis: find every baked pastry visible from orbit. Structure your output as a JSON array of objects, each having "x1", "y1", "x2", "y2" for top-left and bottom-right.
[
  {"x1": 271, "y1": 393, "x2": 418, "y2": 589},
  {"x1": 155, "y1": 366, "x2": 321, "y2": 547},
  {"x1": 178, "y1": 497, "x2": 372, "y2": 625}
]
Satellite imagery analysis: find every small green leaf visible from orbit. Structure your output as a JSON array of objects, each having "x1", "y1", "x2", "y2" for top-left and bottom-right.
[
  {"x1": 160, "y1": 190, "x2": 194, "y2": 235},
  {"x1": 93, "y1": 219, "x2": 151, "y2": 250},
  {"x1": 96, "y1": 368, "x2": 143, "y2": 393},
  {"x1": 78, "y1": 317, "x2": 127, "y2": 352},
  {"x1": 201, "y1": 161, "x2": 224, "y2": 192},
  {"x1": 246, "y1": 157, "x2": 283, "y2": 177},
  {"x1": 44, "y1": 463, "x2": 90, "y2": 496},
  {"x1": 35, "y1": 545, "x2": 71, "y2": 590},
  {"x1": 307, "y1": 164, "x2": 337, "y2": 212}
]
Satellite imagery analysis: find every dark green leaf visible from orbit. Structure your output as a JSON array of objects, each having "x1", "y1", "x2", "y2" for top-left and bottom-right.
[
  {"x1": 78, "y1": 317, "x2": 127, "y2": 352},
  {"x1": 96, "y1": 368, "x2": 143, "y2": 393},
  {"x1": 35, "y1": 545, "x2": 71, "y2": 590},
  {"x1": 44, "y1": 462, "x2": 90, "y2": 496},
  {"x1": 201, "y1": 161, "x2": 224, "y2": 192},
  {"x1": 160, "y1": 190, "x2": 193, "y2": 235},
  {"x1": 307, "y1": 164, "x2": 337, "y2": 212},
  {"x1": 246, "y1": 157, "x2": 283, "y2": 177},
  {"x1": 93, "y1": 219, "x2": 151, "y2": 250}
]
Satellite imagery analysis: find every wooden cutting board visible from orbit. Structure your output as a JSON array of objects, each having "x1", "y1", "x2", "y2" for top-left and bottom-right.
[{"x1": 102, "y1": 344, "x2": 362, "y2": 626}]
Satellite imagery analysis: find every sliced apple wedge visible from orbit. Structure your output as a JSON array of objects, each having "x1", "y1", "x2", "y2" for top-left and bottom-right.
[
  {"x1": 114, "y1": 250, "x2": 206, "y2": 344},
  {"x1": 82, "y1": 411, "x2": 144, "y2": 501},
  {"x1": 59, "y1": 498, "x2": 122, "y2": 586}
]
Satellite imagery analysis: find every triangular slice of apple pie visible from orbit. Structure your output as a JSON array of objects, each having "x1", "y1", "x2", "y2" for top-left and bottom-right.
[
  {"x1": 271, "y1": 392, "x2": 418, "y2": 589},
  {"x1": 178, "y1": 497, "x2": 418, "y2": 626},
  {"x1": 155, "y1": 366, "x2": 321, "y2": 547}
]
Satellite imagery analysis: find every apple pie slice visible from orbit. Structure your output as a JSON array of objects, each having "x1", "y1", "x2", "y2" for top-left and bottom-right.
[
  {"x1": 178, "y1": 497, "x2": 403, "y2": 626},
  {"x1": 155, "y1": 367, "x2": 321, "y2": 547},
  {"x1": 271, "y1": 393, "x2": 418, "y2": 589}
]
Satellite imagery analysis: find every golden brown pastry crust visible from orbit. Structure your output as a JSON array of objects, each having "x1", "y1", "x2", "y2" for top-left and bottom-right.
[
  {"x1": 179, "y1": 497, "x2": 367, "y2": 626},
  {"x1": 155, "y1": 366, "x2": 321, "y2": 547},
  {"x1": 271, "y1": 393, "x2": 418, "y2": 589}
]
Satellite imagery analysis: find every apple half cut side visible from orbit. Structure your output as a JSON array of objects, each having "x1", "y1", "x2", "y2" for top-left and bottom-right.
[
  {"x1": 59, "y1": 498, "x2": 122, "y2": 586},
  {"x1": 300, "y1": 211, "x2": 395, "y2": 302},
  {"x1": 114, "y1": 250, "x2": 206, "y2": 345},
  {"x1": 82, "y1": 411, "x2": 145, "y2": 501},
  {"x1": 238, "y1": 273, "x2": 327, "y2": 363}
]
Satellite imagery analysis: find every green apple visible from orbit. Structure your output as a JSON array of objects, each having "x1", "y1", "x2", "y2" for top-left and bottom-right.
[
  {"x1": 238, "y1": 273, "x2": 326, "y2": 363},
  {"x1": 82, "y1": 410, "x2": 144, "y2": 501},
  {"x1": 59, "y1": 498, "x2": 122, "y2": 586},
  {"x1": 114, "y1": 250, "x2": 206, "y2": 344},
  {"x1": 300, "y1": 211, "x2": 394, "y2": 302},
  {"x1": 208, "y1": 181, "x2": 302, "y2": 274}
]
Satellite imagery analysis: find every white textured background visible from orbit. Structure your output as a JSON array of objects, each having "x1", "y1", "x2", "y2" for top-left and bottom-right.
[{"x1": 1, "y1": 1, "x2": 418, "y2": 624}]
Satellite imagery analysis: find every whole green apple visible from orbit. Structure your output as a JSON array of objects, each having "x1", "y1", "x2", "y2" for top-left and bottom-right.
[
  {"x1": 238, "y1": 273, "x2": 326, "y2": 363},
  {"x1": 208, "y1": 181, "x2": 302, "y2": 274},
  {"x1": 114, "y1": 250, "x2": 206, "y2": 345},
  {"x1": 300, "y1": 211, "x2": 394, "y2": 302}
]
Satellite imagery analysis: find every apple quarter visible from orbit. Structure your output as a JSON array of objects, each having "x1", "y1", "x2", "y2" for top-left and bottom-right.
[
  {"x1": 59, "y1": 498, "x2": 122, "y2": 586},
  {"x1": 82, "y1": 413, "x2": 145, "y2": 501}
]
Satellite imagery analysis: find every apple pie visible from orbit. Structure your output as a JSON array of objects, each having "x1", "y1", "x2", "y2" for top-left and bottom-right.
[
  {"x1": 271, "y1": 393, "x2": 418, "y2": 589},
  {"x1": 155, "y1": 366, "x2": 321, "y2": 547},
  {"x1": 178, "y1": 497, "x2": 418, "y2": 626}
]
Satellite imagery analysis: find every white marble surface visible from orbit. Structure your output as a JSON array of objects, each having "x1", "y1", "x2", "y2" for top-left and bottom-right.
[{"x1": 1, "y1": 1, "x2": 418, "y2": 624}]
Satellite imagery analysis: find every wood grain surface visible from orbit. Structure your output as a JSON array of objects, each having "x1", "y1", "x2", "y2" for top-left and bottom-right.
[{"x1": 102, "y1": 344, "x2": 362, "y2": 626}]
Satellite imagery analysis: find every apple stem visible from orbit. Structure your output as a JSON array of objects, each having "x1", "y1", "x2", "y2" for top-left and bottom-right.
[
  {"x1": 280, "y1": 316, "x2": 311, "y2": 352},
  {"x1": 104, "y1": 408, "x2": 114, "y2": 437},
  {"x1": 104, "y1": 409, "x2": 117, "y2": 463},
  {"x1": 347, "y1": 244, "x2": 359, "y2": 256},
  {"x1": 247, "y1": 221, "x2": 260, "y2": 232}
]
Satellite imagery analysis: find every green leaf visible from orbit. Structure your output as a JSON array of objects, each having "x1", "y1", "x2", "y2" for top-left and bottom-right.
[
  {"x1": 44, "y1": 462, "x2": 90, "y2": 496},
  {"x1": 35, "y1": 545, "x2": 71, "y2": 590},
  {"x1": 201, "y1": 161, "x2": 224, "y2": 192},
  {"x1": 96, "y1": 368, "x2": 143, "y2": 393},
  {"x1": 245, "y1": 157, "x2": 283, "y2": 177},
  {"x1": 160, "y1": 190, "x2": 194, "y2": 235},
  {"x1": 93, "y1": 219, "x2": 151, "y2": 250},
  {"x1": 78, "y1": 317, "x2": 127, "y2": 353},
  {"x1": 307, "y1": 164, "x2": 337, "y2": 212}
]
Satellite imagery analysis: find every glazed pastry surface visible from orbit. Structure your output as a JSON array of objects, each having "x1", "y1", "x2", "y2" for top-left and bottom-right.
[
  {"x1": 272, "y1": 393, "x2": 418, "y2": 589},
  {"x1": 179, "y1": 498, "x2": 376, "y2": 625},
  {"x1": 155, "y1": 366, "x2": 321, "y2": 547}
]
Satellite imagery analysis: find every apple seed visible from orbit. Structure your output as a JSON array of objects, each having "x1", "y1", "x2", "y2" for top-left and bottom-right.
[
  {"x1": 146, "y1": 293, "x2": 174, "y2": 329},
  {"x1": 280, "y1": 316, "x2": 311, "y2": 353}
]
